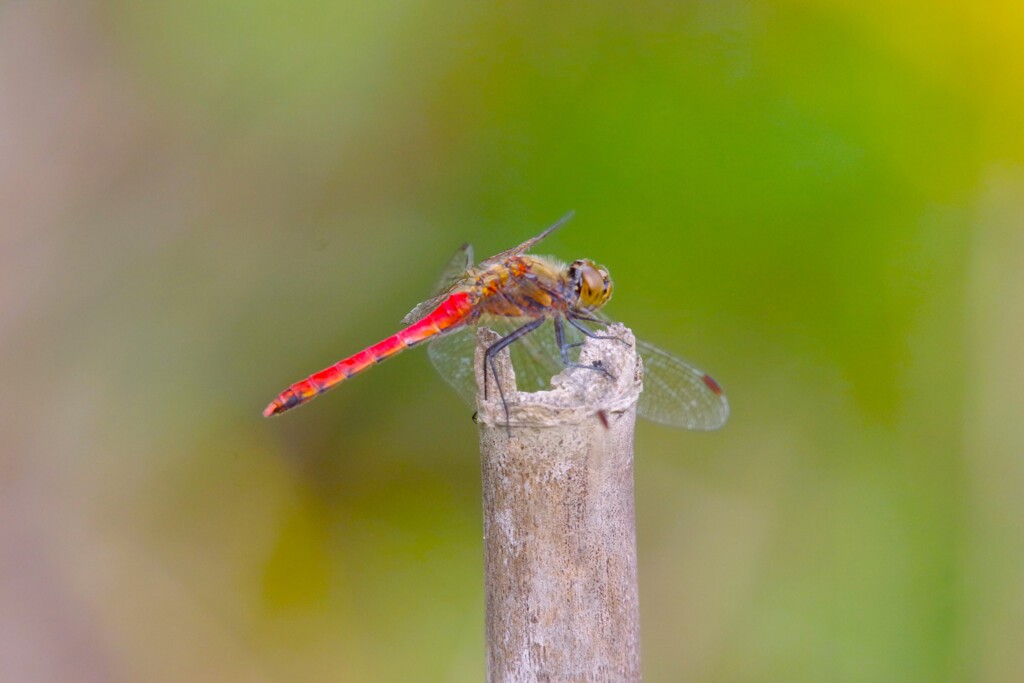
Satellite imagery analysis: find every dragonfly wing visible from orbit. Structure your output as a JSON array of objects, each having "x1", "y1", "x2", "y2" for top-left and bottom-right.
[
  {"x1": 504, "y1": 317, "x2": 729, "y2": 431},
  {"x1": 427, "y1": 318, "x2": 568, "y2": 406},
  {"x1": 572, "y1": 311, "x2": 728, "y2": 429},
  {"x1": 427, "y1": 325, "x2": 480, "y2": 405},
  {"x1": 633, "y1": 339, "x2": 729, "y2": 430},
  {"x1": 496, "y1": 318, "x2": 567, "y2": 393},
  {"x1": 430, "y1": 312, "x2": 728, "y2": 430},
  {"x1": 433, "y1": 242, "x2": 474, "y2": 291},
  {"x1": 401, "y1": 243, "x2": 475, "y2": 325},
  {"x1": 479, "y1": 211, "x2": 575, "y2": 266},
  {"x1": 402, "y1": 290, "x2": 454, "y2": 326}
]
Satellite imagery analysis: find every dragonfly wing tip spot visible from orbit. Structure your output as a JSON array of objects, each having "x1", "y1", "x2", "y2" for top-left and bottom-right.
[{"x1": 701, "y1": 373, "x2": 724, "y2": 396}]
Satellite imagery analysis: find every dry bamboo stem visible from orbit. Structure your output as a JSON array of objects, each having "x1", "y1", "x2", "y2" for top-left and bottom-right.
[{"x1": 475, "y1": 323, "x2": 643, "y2": 683}]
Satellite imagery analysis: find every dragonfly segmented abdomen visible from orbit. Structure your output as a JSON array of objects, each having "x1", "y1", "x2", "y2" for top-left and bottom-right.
[{"x1": 264, "y1": 291, "x2": 477, "y2": 416}]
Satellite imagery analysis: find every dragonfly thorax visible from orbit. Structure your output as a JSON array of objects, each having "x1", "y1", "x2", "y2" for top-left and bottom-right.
[{"x1": 568, "y1": 259, "x2": 613, "y2": 313}]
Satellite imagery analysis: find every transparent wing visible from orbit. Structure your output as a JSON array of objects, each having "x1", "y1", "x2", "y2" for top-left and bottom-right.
[
  {"x1": 426, "y1": 318, "x2": 567, "y2": 406},
  {"x1": 401, "y1": 290, "x2": 455, "y2": 326},
  {"x1": 433, "y1": 242, "x2": 474, "y2": 291},
  {"x1": 401, "y1": 242, "x2": 474, "y2": 325},
  {"x1": 530, "y1": 319, "x2": 729, "y2": 429},
  {"x1": 632, "y1": 338, "x2": 729, "y2": 430},
  {"x1": 427, "y1": 314, "x2": 729, "y2": 430},
  {"x1": 478, "y1": 211, "x2": 575, "y2": 267},
  {"x1": 587, "y1": 311, "x2": 729, "y2": 429},
  {"x1": 425, "y1": 326, "x2": 478, "y2": 405},
  {"x1": 499, "y1": 319, "x2": 569, "y2": 393}
]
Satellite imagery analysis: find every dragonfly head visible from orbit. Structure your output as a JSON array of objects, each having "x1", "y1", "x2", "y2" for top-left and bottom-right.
[{"x1": 569, "y1": 259, "x2": 613, "y2": 312}]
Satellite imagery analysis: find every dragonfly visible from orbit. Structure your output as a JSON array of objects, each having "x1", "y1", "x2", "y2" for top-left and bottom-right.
[{"x1": 263, "y1": 212, "x2": 729, "y2": 430}]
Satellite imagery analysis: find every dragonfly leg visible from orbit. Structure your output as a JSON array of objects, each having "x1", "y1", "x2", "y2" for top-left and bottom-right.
[
  {"x1": 566, "y1": 315, "x2": 631, "y2": 346},
  {"x1": 483, "y1": 318, "x2": 546, "y2": 429},
  {"x1": 569, "y1": 313, "x2": 604, "y2": 324},
  {"x1": 554, "y1": 316, "x2": 615, "y2": 380}
]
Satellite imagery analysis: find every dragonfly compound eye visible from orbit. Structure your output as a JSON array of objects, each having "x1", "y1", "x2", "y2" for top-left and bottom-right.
[{"x1": 570, "y1": 259, "x2": 613, "y2": 312}]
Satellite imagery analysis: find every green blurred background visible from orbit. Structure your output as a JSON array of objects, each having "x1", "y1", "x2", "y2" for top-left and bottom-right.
[{"x1": 3, "y1": 1, "x2": 1022, "y2": 681}]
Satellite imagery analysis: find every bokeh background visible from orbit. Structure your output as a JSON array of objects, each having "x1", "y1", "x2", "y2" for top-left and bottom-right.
[{"x1": 3, "y1": 1, "x2": 1022, "y2": 681}]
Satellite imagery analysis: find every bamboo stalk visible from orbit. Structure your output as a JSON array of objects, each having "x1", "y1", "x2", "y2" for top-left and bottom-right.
[{"x1": 475, "y1": 323, "x2": 643, "y2": 682}]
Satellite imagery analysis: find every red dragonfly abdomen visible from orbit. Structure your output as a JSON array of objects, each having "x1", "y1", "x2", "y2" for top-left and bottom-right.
[{"x1": 263, "y1": 291, "x2": 475, "y2": 417}]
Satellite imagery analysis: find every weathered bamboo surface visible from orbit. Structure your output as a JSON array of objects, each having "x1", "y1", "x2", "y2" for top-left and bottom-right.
[{"x1": 475, "y1": 324, "x2": 643, "y2": 682}]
